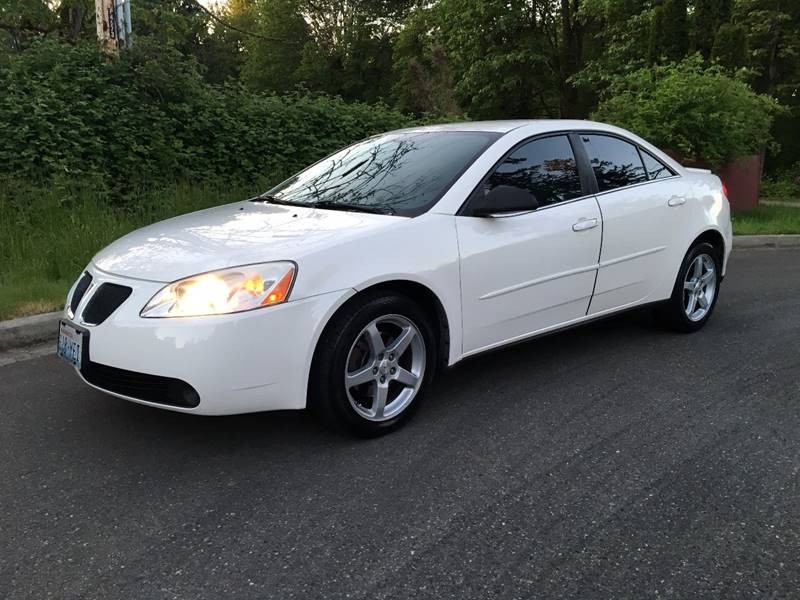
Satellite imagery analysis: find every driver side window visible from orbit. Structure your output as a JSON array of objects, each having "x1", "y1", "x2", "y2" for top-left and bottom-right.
[{"x1": 483, "y1": 135, "x2": 584, "y2": 208}]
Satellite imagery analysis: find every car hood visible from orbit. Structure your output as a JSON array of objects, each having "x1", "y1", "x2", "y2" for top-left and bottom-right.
[{"x1": 92, "y1": 201, "x2": 402, "y2": 282}]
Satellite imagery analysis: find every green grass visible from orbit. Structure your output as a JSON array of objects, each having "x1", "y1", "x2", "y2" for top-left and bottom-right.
[
  {"x1": 732, "y1": 203, "x2": 800, "y2": 235},
  {"x1": 760, "y1": 198, "x2": 800, "y2": 207},
  {"x1": 0, "y1": 181, "x2": 259, "y2": 320}
]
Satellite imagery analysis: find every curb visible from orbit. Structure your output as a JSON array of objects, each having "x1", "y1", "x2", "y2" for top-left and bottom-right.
[
  {"x1": 0, "y1": 311, "x2": 61, "y2": 352},
  {"x1": 0, "y1": 235, "x2": 797, "y2": 354},
  {"x1": 733, "y1": 234, "x2": 800, "y2": 248}
]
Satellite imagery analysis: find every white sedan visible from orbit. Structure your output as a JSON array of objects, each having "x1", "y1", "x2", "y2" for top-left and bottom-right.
[{"x1": 58, "y1": 120, "x2": 732, "y2": 435}]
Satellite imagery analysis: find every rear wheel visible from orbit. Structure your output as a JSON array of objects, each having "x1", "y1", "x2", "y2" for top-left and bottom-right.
[
  {"x1": 656, "y1": 241, "x2": 722, "y2": 332},
  {"x1": 309, "y1": 292, "x2": 436, "y2": 436}
]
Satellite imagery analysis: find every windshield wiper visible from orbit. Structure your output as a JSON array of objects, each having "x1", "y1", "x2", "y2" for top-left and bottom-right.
[
  {"x1": 310, "y1": 200, "x2": 396, "y2": 215},
  {"x1": 251, "y1": 194, "x2": 307, "y2": 207},
  {"x1": 252, "y1": 194, "x2": 395, "y2": 215}
]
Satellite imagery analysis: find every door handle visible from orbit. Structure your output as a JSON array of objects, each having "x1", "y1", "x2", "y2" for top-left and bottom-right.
[
  {"x1": 668, "y1": 195, "x2": 687, "y2": 207},
  {"x1": 572, "y1": 217, "x2": 599, "y2": 232}
]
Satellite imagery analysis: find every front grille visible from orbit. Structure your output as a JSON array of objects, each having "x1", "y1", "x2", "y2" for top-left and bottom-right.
[
  {"x1": 82, "y1": 283, "x2": 132, "y2": 325},
  {"x1": 81, "y1": 361, "x2": 200, "y2": 408},
  {"x1": 70, "y1": 272, "x2": 93, "y2": 315}
]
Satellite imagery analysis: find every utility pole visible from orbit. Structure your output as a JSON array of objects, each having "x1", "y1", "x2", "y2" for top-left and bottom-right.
[{"x1": 95, "y1": 0, "x2": 132, "y2": 50}]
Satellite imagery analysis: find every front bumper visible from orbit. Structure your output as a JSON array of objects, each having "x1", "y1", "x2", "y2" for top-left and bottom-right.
[{"x1": 65, "y1": 264, "x2": 352, "y2": 415}]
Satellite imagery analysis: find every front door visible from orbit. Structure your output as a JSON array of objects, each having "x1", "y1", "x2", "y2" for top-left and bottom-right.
[{"x1": 456, "y1": 135, "x2": 602, "y2": 355}]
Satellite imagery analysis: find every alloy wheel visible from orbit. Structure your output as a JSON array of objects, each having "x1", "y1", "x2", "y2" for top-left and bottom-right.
[
  {"x1": 344, "y1": 314, "x2": 426, "y2": 422},
  {"x1": 683, "y1": 253, "x2": 717, "y2": 322}
]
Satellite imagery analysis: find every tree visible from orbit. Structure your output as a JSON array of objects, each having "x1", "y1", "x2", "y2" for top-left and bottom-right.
[
  {"x1": 391, "y1": 6, "x2": 459, "y2": 115},
  {"x1": 393, "y1": 0, "x2": 563, "y2": 119},
  {"x1": 734, "y1": 0, "x2": 800, "y2": 96},
  {"x1": 559, "y1": 0, "x2": 589, "y2": 117},
  {"x1": 0, "y1": 0, "x2": 93, "y2": 51},
  {"x1": 711, "y1": 22, "x2": 749, "y2": 70},
  {"x1": 293, "y1": 0, "x2": 414, "y2": 102},
  {"x1": 573, "y1": 0, "x2": 653, "y2": 88},
  {"x1": 693, "y1": 0, "x2": 733, "y2": 58},
  {"x1": 241, "y1": 0, "x2": 309, "y2": 92},
  {"x1": 131, "y1": 0, "x2": 245, "y2": 82},
  {"x1": 649, "y1": 0, "x2": 689, "y2": 63},
  {"x1": 732, "y1": 1, "x2": 800, "y2": 172}
]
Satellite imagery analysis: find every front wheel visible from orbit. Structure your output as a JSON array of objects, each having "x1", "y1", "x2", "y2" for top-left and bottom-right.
[
  {"x1": 309, "y1": 292, "x2": 436, "y2": 437},
  {"x1": 656, "y1": 241, "x2": 722, "y2": 332}
]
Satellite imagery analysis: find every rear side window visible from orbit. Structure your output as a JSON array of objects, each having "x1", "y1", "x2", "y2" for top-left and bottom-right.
[
  {"x1": 484, "y1": 135, "x2": 583, "y2": 207},
  {"x1": 640, "y1": 149, "x2": 674, "y2": 180},
  {"x1": 581, "y1": 134, "x2": 647, "y2": 192}
]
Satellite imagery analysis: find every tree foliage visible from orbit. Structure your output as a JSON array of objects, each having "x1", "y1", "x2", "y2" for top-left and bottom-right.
[
  {"x1": 650, "y1": 0, "x2": 689, "y2": 63},
  {"x1": 593, "y1": 57, "x2": 781, "y2": 166},
  {"x1": 240, "y1": 0, "x2": 310, "y2": 93},
  {"x1": 1, "y1": 0, "x2": 799, "y2": 175}
]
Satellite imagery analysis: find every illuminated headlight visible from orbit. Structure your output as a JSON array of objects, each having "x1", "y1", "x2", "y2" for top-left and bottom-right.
[{"x1": 140, "y1": 262, "x2": 296, "y2": 318}]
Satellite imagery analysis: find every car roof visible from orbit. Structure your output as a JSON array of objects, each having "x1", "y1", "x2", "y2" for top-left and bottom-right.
[
  {"x1": 393, "y1": 119, "x2": 684, "y2": 173},
  {"x1": 392, "y1": 119, "x2": 622, "y2": 135}
]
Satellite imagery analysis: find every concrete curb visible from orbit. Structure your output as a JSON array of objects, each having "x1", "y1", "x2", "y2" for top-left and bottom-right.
[
  {"x1": 0, "y1": 311, "x2": 61, "y2": 352},
  {"x1": 733, "y1": 234, "x2": 800, "y2": 248},
  {"x1": 0, "y1": 235, "x2": 797, "y2": 353}
]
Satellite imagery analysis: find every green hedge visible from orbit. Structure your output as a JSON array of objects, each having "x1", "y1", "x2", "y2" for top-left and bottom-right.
[{"x1": 0, "y1": 38, "x2": 419, "y2": 195}]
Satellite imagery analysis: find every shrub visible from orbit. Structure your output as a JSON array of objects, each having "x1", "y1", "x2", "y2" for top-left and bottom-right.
[
  {"x1": 592, "y1": 56, "x2": 781, "y2": 167},
  {"x1": 0, "y1": 38, "x2": 420, "y2": 196},
  {"x1": 760, "y1": 172, "x2": 800, "y2": 199}
]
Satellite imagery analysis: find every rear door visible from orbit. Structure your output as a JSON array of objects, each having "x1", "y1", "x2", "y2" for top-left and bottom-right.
[
  {"x1": 578, "y1": 134, "x2": 687, "y2": 314},
  {"x1": 456, "y1": 134, "x2": 602, "y2": 355}
]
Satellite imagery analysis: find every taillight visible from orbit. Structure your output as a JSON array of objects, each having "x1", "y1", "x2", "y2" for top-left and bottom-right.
[{"x1": 722, "y1": 182, "x2": 729, "y2": 199}]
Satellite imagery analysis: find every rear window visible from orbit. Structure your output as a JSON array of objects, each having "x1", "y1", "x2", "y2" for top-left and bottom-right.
[{"x1": 641, "y1": 150, "x2": 675, "y2": 180}]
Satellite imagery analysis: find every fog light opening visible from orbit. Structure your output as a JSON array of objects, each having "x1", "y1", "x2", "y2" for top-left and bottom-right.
[{"x1": 166, "y1": 381, "x2": 200, "y2": 408}]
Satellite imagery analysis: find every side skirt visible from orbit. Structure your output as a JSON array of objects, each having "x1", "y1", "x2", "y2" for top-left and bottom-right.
[{"x1": 450, "y1": 299, "x2": 668, "y2": 367}]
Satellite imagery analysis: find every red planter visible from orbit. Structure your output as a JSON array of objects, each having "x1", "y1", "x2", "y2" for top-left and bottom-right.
[{"x1": 718, "y1": 155, "x2": 762, "y2": 212}]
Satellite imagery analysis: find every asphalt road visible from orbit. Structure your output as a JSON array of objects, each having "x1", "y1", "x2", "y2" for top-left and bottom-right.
[{"x1": 1, "y1": 249, "x2": 799, "y2": 599}]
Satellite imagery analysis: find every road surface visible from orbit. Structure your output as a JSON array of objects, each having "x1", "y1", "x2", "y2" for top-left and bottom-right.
[{"x1": 1, "y1": 249, "x2": 799, "y2": 599}]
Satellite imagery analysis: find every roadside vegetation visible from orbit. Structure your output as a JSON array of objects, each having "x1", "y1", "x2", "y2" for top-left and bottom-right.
[
  {"x1": 760, "y1": 175, "x2": 800, "y2": 204},
  {"x1": 0, "y1": 182, "x2": 256, "y2": 319},
  {"x1": 1, "y1": 0, "x2": 799, "y2": 319},
  {"x1": 733, "y1": 204, "x2": 800, "y2": 235}
]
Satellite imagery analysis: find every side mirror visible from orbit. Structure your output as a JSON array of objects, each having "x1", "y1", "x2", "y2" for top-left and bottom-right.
[{"x1": 471, "y1": 185, "x2": 539, "y2": 217}]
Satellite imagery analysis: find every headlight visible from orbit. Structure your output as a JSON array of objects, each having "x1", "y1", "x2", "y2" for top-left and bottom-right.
[{"x1": 140, "y1": 262, "x2": 296, "y2": 318}]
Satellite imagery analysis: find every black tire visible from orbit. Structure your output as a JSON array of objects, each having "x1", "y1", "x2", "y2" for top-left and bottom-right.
[
  {"x1": 655, "y1": 241, "x2": 722, "y2": 333},
  {"x1": 308, "y1": 291, "x2": 437, "y2": 437}
]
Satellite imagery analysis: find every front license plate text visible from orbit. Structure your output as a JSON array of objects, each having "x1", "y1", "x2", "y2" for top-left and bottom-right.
[{"x1": 57, "y1": 321, "x2": 83, "y2": 369}]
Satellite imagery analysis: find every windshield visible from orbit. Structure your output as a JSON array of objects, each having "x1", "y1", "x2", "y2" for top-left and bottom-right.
[{"x1": 263, "y1": 131, "x2": 500, "y2": 217}]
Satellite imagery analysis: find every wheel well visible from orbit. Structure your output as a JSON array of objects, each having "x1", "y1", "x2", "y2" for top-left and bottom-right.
[
  {"x1": 692, "y1": 229, "x2": 726, "y2": 261},
  {"x1": 327, "y1": 280, "x2": 450, "y2": 370}
]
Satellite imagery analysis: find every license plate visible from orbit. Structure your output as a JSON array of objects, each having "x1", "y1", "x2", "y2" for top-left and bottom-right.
[{"x1": 57, "y1": 321, "x2": 84, "y2": 369}]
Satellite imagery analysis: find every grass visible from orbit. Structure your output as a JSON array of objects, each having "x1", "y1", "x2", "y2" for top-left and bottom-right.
[
  {"x1": 732, "y1": 203, "x2": 800, "y2": 235},
  {"x1": 0, "y1": 180, "x2": 260, "y2": 320},
  {"x1": 761, "y1": 198, "x2": 800, "y2": 207}
]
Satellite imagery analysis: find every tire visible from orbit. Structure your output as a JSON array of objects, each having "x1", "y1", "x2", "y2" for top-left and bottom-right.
[
  {"x1": 655, "y1": 241, "x2": 722, "y2": 333},
  {"x1": 308, "y1": 291, "x2": 437, "y2": 437}
]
